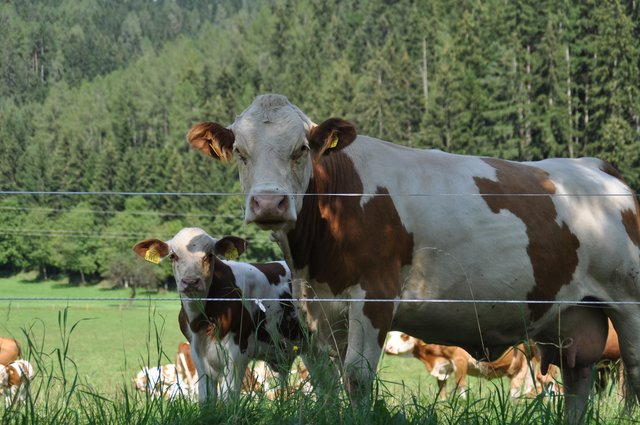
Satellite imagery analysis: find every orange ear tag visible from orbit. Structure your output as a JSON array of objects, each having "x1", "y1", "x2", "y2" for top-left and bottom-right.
[{"x1": 144, "y1": 247, "x2": 161, "y2": 264}]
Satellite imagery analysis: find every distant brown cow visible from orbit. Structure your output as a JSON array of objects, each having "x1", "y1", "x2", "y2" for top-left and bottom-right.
[
  {"x1": 0, "y1": 338, "x2": 20, "y2": 366},
  {"x1": 385, "y1": 332, "x2": 561, "y2": 399}
]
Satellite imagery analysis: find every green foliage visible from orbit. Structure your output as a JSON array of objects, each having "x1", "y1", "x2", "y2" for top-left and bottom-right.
[{"x1": 1, "y1": 0, "x2": 639, "y2": 281}]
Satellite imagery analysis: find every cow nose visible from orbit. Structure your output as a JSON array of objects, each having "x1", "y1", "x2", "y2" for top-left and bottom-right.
[
  {"x1": 180, "y1": 277, "x2": 202, "y2": 292},
  {"x1": 250, "y1": 195, "x2": 289, "y2": 219}
]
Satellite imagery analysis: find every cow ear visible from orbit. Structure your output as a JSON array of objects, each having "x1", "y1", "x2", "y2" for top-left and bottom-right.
[
  {"x1": 308, "y1": 118, "x2": 357, "y2": 158},
  {"x1": 214, "y1": 236, "x2": 247, "y2": 260},
  {"x1": 132, "y1": 239, "x2": 170, "y2": 264},
  {"x1": 187, "y1": 122, "x2": 235, "y2": 162}
]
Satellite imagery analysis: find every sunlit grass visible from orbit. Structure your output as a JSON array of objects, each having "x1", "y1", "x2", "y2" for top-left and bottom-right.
[{"x1": 0, "y1": 276, "x2": 637, "y2": 424}]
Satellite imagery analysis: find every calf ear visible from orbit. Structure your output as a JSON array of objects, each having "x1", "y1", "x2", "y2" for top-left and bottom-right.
[
  {"x1": 308, "y1": 118, "x2": 357, "y2": 159},
  {"x1": 132, "y1": 239, "x2": 170, "y2": 264},
  {"x1": 214, "y1": 236, "x2": 247, "y2": 260},
  {"x1": 187, "y1": 122, "x2": 235, "y2": 162}
]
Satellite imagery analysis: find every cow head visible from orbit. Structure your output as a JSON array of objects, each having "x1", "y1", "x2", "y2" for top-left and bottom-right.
[
  {"x1": 188, "y1": 94, "x2": 357, "y2": 231},
  {"x1": 384, "y1": 331, "x2": 418, "y2": 356},
  {"x1": 132, "y1": 228, "x2": 246, "y2": 297}
]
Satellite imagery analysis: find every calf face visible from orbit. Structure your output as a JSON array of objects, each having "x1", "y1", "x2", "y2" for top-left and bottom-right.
[
  {"x1": 133, "y1": 228, "x2": 246, "y2": 297},
  {"x1": 385, "y1": 331, "x2": 419, "y2": 356}
]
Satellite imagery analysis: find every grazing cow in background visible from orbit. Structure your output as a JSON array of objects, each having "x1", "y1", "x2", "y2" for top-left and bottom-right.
[
  {"x1": 385, "y1": 332, "x2": 560, "y2": 399},
  {"x1": 133, "y1": 228, "x2": 302, "y2": 404},
  {"x1": 188, "y1": 93, "x2": 640, "y2": 421},
  {"x1": 0, "y1": 338, "x2": 20, "y2": 366},
  {"x1": 175, "y1": 342, "x2": 197, "y2": 388},
  {"x1": 0, "y1": 359, "x2": 34, "y2": 407},
  {"x1": 133, "y1": 364, "x2": 182, "y2": 399}
]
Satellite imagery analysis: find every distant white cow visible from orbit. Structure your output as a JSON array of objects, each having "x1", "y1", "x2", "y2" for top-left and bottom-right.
[
  {"x1": 133, "y1": 228, "x2": 302, "y2": 404},
  {"x1": 133, "y1": 364, "x2": 184, "y2": 399}
]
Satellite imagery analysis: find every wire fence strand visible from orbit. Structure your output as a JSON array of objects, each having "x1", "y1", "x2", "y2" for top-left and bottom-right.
[{"x1": 1, "y1": 297, "x2": 638, "y2": 305}]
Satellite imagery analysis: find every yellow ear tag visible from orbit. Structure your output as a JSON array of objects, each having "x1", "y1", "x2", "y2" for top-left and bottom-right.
[
  {"x1": 328, "y1": 132, "x2": 339, "y2": 149},
  {"x1": 224, "y1": 247, "x2": 239, "y2": 260},
  {"x1": 144, "y1": 247, "x2": 161, "y2": 264},
  {"x1": 209, "y1": 141, "x2": 224, "y2": 159}
]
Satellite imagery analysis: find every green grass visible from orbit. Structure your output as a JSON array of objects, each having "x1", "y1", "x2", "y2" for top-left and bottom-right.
[
  {"x1": 1, "y1": 274, "x2": 184, "y2": 392},
  {"x1": 0, "y1": 275, "x2": 637, "y2": 424}
]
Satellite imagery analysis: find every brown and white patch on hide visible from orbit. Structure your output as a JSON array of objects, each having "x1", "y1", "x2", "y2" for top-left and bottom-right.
[
  {"x1": 252, "y1": 262, "x2": 289, "y2": 285},
  {"x1": 474, "y1": 158, "x2": 580, "y2": 321},
  {"x1": 188, "y1": 259, "x2": 255, "y2": 352},
  {"x1": 621, "y1": 204, "x2": 640, "y2": 249},
  {"x1": 287, "y1": 151, "x2": 414, "y2": 345}
]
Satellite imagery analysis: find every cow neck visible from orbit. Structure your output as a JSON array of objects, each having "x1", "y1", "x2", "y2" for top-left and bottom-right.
[
  {"x1": 182, "y1": 258, "x2": 243, "y2": 336},
  {"x1": 285, "y1": 150, "x2": 414, "y2": 346},
  {"x1": 286, "y1": 152, "x2": 354, "y2": 294},
  {"x1": 286, "y1": 151, "x2": 414, "y2": 299}
]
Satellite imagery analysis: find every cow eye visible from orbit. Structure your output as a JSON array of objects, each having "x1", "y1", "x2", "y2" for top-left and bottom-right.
[
  {"x1": 169, "y1": 252, "x2": 178, "y2": 262},
  {"x1": 291, "y1": 144, "x2": 309, "y2": 160},
  {"x1": 233, "y1": 147, "x2": 248, "y2": 164}
]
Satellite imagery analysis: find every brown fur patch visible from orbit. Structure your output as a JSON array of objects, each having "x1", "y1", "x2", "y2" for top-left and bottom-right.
[
  {"x1": 599, "y1": 160, "x2": 624, "y2": 181},
  {"x1": 187, "y1": 258, "x2": 255, "y2": 352},
  {"x1": 0, "y1": 337, "x2": 20, "y2": 366},
  {"x1": 474, "y1": 158, "x2": 580, "y2": 321},
  {"x1": 621, "y1": 208, "x2": 640, "y2": 248},
  {"x1": 252, "y1": 262, "x2": 288, "y2": 285},
  {"x1": 287, "y1": 151, "x2": 414, "y2": 346}
]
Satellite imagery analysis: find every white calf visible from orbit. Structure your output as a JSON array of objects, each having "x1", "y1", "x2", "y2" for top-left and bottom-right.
[{"x1": 133, "y1": 228, "x2": 302, "y2": 404}]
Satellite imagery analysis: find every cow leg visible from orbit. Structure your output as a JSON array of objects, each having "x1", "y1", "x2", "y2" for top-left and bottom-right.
[
  {"x1": 606, "y1": 312, "x2": 640, "y2": 405},
  {"x1": 219, "y1": 349, "x2": 249, "y2": 399},
  {"x1": 436, "y1": 379, "x2": 447, "y2": 400},
  {"x1": 299, "y1": 345, "x2": 343, "y2": 399},
  {"x1": 196, "y1": 368, "x2": 218, "y2": 404},
  {"x1": 561, "y1": 365, "x2": 593, "y2": 424},
  {"x1": 538, "y1": 305, "x2": 608, "y2": 423},
  {"x1": 343, "y1": 297, "x2": 392, "y2": 400},
  {"x1": 296, "y1": 308, "x2": 345, "y2": 401},
  {"x1": 450, "y1": 355, "x2": 469, "y2": 398}
]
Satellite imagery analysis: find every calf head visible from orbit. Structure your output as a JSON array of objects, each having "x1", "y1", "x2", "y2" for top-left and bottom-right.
[
  {"x1": 133, "y1": 228, "x2": 246, "y2": 297},
  {"x1": 385, "y1": 332, "x2": 418, "y2": 356},
  {"x1": 187, "y1": 94, "x2": 357, "y2": 231}
]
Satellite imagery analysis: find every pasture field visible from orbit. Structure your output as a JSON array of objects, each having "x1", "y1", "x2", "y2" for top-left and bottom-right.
[{"x1": 0, "y1": 275, "x2": 636, "y2": 424}]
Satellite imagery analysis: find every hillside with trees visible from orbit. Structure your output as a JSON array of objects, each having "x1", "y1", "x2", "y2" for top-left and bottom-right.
[{"x1": 0, "y1": 0, "x2": 638, "y2": 289}]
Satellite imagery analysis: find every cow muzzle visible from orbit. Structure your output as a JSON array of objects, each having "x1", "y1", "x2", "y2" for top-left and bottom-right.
[
  {"x1": 179, "y1": 277, "x2": 205, "y2": 296},
  {"x1": 246, "y1": 192, "x2": 296, "y2": 230}
]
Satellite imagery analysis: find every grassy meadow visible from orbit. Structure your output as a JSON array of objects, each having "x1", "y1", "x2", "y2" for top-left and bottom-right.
[{"x1": 0, "y1": 274, "x2": 636, "y2": 424}]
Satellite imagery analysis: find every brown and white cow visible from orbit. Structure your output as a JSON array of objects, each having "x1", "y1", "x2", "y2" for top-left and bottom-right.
[
  {"x1": 133, "y1": 227, "x2": 301, "y2": 403},
  {"x1": 175, "y1": 341, "x2": 198, "y2": 388},
  {"x1": 187, "y1": 94, "x2": 640, "y2": 421},
  {"x1": 0, "y1": 338, "x2": 20, "y2": 366},
  {"x1": 385, "y1": 332, "x2": 560, "y2": 399},
  {"x1": 0, "y1": 359, "x2": 34, "y2": 407}
]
